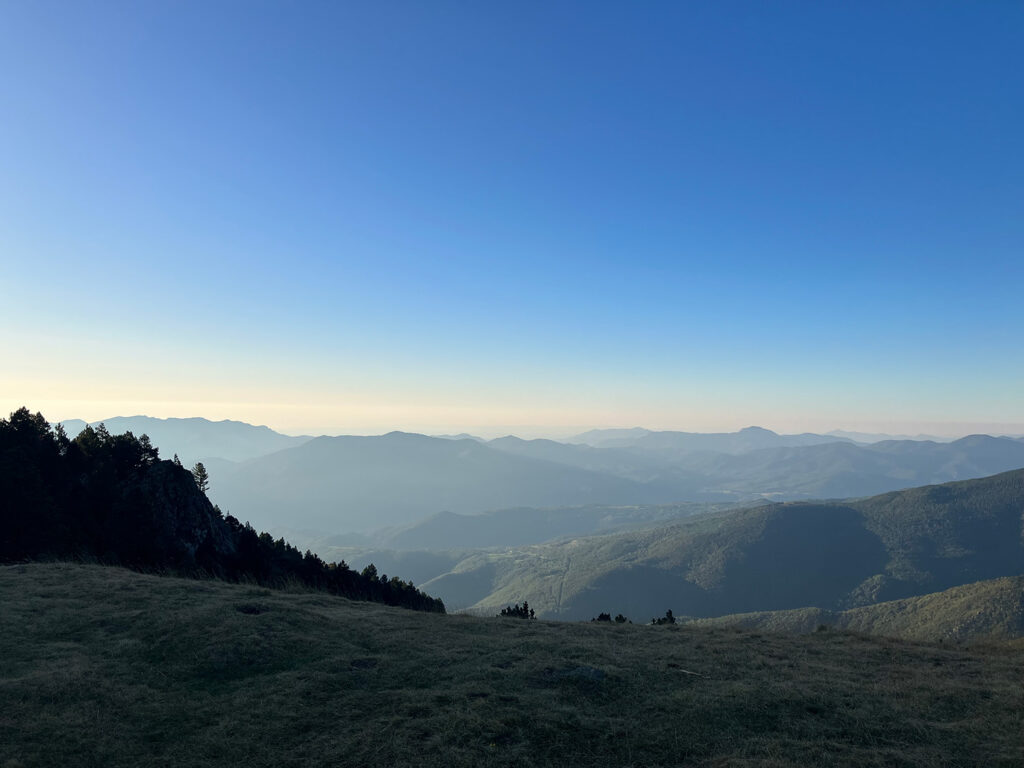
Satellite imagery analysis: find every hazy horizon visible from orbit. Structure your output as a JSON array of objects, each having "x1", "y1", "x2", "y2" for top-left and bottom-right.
[
  {"x1": 29, "y1": 406, "x2": 1024, "y2": 442},
  {"x1": 3, "y1": 3, "x2": 1022, "y2": 449}
]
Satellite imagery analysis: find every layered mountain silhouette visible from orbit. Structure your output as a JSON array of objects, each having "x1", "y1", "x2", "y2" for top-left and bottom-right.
[
  {"x1": 418, "y1": 468, "x2": 1024, "y2": 619},
  {"x1": 59, "y1": 416, "x2": 310, "y2": 466},
  {"x1": 207, "y1": 432, "x2": 714, "y2": 532},
  {"x1": 55, "y1": 417, "x2": 1024, "y2": 536},
  {"x1": 17, "y1": 409, "x2": 1024, "y2": 641},
  {"x1": 483, "y1": 433, "x2": 1024, "y2": 506},
  {"x1": 570, "y1": 425, "x2": 854, "y2": 453}
]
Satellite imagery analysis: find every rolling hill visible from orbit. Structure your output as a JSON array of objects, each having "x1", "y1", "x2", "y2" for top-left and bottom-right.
[
  {"x1": 419, "y1": 469, "x2": 1024, "y2": 620},
  {"x1": 291, "y1": 502, "x2": 751, "y2": 589},
  {"x1": 366, "y1": 501, "x2": 743, "y2": 551},
  {"x1": 687, "y1": 575, "x2": 1024, "y2": 641}
]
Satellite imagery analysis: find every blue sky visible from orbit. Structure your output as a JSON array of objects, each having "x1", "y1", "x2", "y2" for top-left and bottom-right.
[{"x1": 1, "y1": 2, "x2": 1022, "y2": 436}]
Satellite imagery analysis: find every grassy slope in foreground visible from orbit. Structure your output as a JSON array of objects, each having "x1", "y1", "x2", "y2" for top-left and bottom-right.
[{"x1": 3, "y1": 564, "x2": 1024, "y2": 768}]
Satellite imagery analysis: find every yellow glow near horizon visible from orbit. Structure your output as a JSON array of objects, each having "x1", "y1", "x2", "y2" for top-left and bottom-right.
[{"x1": 3, "y1": 391, "x2": 1021, "y2": 440}]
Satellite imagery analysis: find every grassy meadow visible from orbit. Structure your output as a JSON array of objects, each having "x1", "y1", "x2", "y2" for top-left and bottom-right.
[{"x1": 2, "y1": 563, "x2": 1023, "y2": 767}]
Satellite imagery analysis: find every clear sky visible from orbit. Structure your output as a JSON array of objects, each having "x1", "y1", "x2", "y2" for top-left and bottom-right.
[{"x1": 2, "y1": 1, "x2": 1022, "y2": 437}]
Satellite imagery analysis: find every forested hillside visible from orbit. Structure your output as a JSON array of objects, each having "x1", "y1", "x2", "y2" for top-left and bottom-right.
[
  {"x1": 687, "y1": 575, "x2": 1024, "y2": 641},
  {"x1": 421, "y1": 469, "x2": 1024, "y2": 620},
  {"x1": 0, "y1": 408, "x2": 442, "y2": 613}
]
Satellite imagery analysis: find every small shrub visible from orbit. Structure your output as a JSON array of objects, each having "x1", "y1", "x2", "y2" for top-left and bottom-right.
[{"x1": 499, "y1": 601, "x2": 535, "y2": 619}]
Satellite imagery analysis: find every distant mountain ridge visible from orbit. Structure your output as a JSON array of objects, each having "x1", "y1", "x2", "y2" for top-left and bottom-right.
[
  {"x1": 484, "y1": 432, "x2": 1024, "y2": 503},
  {"x1": 826, "y1": 429, "x2": 955, "y2": 443},
  {"x1": 208, "y1": 431, "x2": 722, "y2": 532},
  {"x1": 569, "y1": 425, "x2": 852, "y2": 453},
  {"x1": 54, "y1": 415, "x2": 1024, "y2": 536},
  {"x1": 58, "y1": 415, "x2": 311, "y2": 466}
]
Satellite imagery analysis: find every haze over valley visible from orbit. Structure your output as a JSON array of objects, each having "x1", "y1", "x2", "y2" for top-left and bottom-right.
[{"x1": 56, "y1": 416, "x2": 1024, "y2": 537}]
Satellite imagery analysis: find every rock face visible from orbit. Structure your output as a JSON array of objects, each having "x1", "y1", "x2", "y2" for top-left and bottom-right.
[{"x1": 135, "y1": 461, "x2": 237, "y2": 562}]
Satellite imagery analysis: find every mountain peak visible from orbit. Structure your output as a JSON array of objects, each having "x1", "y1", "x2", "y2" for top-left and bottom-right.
[{"x1": 739, "y1": 426, "x2": 776, "y2": 435}]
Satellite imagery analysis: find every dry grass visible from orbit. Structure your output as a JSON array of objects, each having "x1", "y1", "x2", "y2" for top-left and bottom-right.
[{"x1": 2, "y1": 563, "x2": 1023, "y2": 767}]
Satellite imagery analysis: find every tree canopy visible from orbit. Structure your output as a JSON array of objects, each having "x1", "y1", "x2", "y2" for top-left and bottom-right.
[{"x1": 0, "y1": 408, "x2": 444, "y2": 613}]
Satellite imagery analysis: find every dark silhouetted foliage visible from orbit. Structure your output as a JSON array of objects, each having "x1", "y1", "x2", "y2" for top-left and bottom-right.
[
  {"x1": 0, "y1": 408, "x2": 444, "y2": 613},
  {"x1": 191, "y1": 461, "x2": 209, "y2": 492},
  {"x1": 499, "y1": 601, "x2": 535, "y2": 619},
  {"x1": 651, "y1": 609, "x2": 676, "y2": 625},
  {"x1": 590, "y1": 611, "x2": 631, "y2": 624}
]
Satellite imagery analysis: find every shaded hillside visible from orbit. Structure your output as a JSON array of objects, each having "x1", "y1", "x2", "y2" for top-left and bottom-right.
[
  {"x1": 296, "y1": 503, "x2": 755, "y2": 597},
  {"x1": 371, "y1": 501, "x2": 740, "y2": 551},
  {"x1": 853, "y1": 466, "x2": 1024, "y2": 603},
  {"x1": 422, "y1": 470, "x2": 1024, "y2": 620},
  {"x1": 4, "y1": 563, "x2": 1024, "y2": 768},
  {"x1": 1, "y1": 408, "x2": 442, "y2": 613},
  {"x1": 688, "y1": 576, "x2": 1024, "y2": 642},
  {"x1": 209, "y1": 432, "x2": 722, "y2": 532},
  {"x1": 423, "y1": 503, "x2": 889, "y2": 617},
  {"x1": 60, "y1": 415, "x2": 311, "y2": 466}
]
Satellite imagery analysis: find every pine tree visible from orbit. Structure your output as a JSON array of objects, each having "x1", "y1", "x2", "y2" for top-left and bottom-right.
[{"x1": 191, "y1": 462, "x2": 210, "y2": 493}]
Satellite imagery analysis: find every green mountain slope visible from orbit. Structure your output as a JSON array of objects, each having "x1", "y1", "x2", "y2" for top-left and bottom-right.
[
  {"x1": 3, "y1": 563, "x2": 1024, "y2": 768},
  {"x1": 422, "y1": 469, "x2": 1024, "y2": 620},
  {"x1": 688, "y1": 576, "x2": 1024, "y2": 641}
]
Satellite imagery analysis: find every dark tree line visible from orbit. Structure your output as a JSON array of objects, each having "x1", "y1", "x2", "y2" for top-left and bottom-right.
[
  {"x1": 499, "y1": 601, "x2": 535, "y2": 619},
  {"x1": 0, "y1": 408, "x2": 444, "y2": 613},
  {"x1": 591, "y1": 612, "x2": 629, "y2": 624}
]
